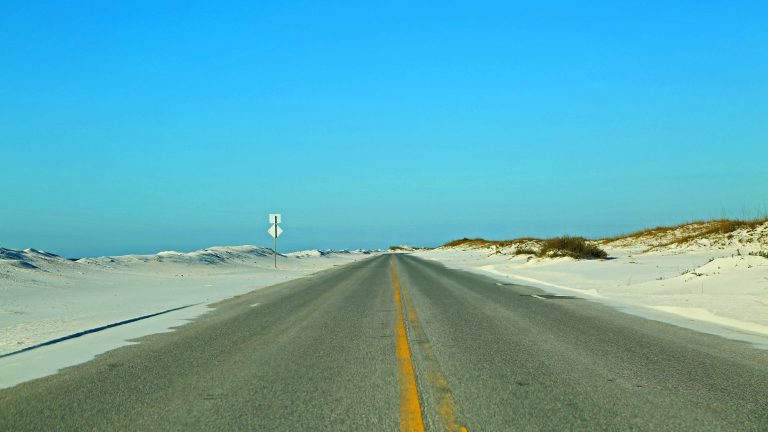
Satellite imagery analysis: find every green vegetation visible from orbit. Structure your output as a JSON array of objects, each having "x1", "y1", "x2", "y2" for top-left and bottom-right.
[
  {"x1": 750, "y1": 251, "x2": 768, "y2": 259},
  {"x1": 539, "y1": 236, "x2": 608, "y2": 259}
]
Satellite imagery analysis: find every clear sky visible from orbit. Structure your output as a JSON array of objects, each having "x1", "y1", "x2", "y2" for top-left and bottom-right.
[{"x1": 1, "y1": 1, "x2": 767, "y2": 257}]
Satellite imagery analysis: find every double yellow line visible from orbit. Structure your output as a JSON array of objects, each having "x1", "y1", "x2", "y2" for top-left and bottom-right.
[
  {"x1": 392, "y1": 265, "x2": 425, "y2": 431},
  {"x1": 391, "y1": 260, "x2": 468, "y2": 432}
]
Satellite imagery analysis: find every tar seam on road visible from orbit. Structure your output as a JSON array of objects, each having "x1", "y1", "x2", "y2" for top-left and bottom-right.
[
  {"x1": 400, "y1": 271, "x2": 469, "y2": 432},
  {"x1": 391, "y1": 262, "x2": 426, "y2": 432},
  {"x1": 0, "y1": 303, "x2": 201, "y2": 359}
]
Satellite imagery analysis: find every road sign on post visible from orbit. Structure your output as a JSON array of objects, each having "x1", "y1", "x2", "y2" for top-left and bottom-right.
[
  {"x1": 267, "y1": 213, "x2": 282, "y2": 268},
  {"x1": 267, "y1": 225, "x2": 283, "y2": 238}
]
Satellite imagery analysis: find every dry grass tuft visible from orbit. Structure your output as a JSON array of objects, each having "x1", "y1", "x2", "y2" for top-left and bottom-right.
[
  {"x1": 600, "y1": 225, "x2": 679, "y2": 243},
  {"x1": 441, "y1": 238, "x2": 490, "y2": 248},
  {"x1": 656, "y1": 218, "x2": 768, "y2": 248},
  {"x1": 599, "y1": 217, "x2": 768, "y2": 250},
  {"x1": 441, "y1": 217, "x2": 767, "y2": 256},
  {"x1": 439, "y1": 237, "x2": 542, "y2": 250},
  {"x1": 539, "y1": 236, "x2": 608, "y2": 259}
]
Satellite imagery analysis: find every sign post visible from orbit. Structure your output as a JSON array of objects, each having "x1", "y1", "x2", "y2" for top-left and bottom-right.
[{"x1": 267, "y1": 214, "x2": 282, "y2": 269}]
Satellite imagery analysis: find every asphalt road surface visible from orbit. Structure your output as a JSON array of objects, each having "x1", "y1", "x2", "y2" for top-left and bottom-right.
[{"x1": 2, "y1": 254, "x2": 768, "y2": 431}]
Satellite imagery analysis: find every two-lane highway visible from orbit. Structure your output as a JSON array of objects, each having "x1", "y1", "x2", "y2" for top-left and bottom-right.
[{"x1": 1, "y1": 254, "x2": 767, "y2": 430}]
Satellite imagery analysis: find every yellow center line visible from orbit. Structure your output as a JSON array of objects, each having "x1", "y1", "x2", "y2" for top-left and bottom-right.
[
  {"x1": 392, "y1": 259, "x2": 470, "y2": 432},
  {"x1": 392, "y1": 265, "x2": 426, "y2": 432},
  {"x1": 401, "y1": 283, "x2": 469, "y2": 432}
]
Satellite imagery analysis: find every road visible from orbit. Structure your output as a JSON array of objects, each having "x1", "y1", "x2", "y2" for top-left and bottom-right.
[{"x1": 1, "y1": 254, "x2": 767, "y2": 430}]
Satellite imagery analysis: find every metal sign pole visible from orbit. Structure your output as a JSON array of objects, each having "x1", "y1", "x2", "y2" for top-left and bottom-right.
[
  {"x1": 267, "y1": 213, "x2": 282, "y2": 270},
  {"x1": 273, "y1": 217, "x2": 277, "y2": 269}
]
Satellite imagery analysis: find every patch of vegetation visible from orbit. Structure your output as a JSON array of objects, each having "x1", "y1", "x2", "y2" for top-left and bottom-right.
[
  {"x1": 602, "y1": 217, "x2": 768, "y2": 247},
  {"x1": 600, "y1": 225, "x2": 679, "y2": 243},
  {"x1": 539, "y1": 236, "x2": 608, "y2": 259},
  {"x1": 750, "y1": 251, "x2": 768, "y2": 259},
  {"x1": 441, "y1": 238, "x2": 489, "y2": 248},
  {"x1": 657, "y1": 218, "x2": 768, "y2": 248},
  {"x1": 440, "y1": 237, "x2": 542, "y2": 250},
  {"x1": 441, "y1": 217, "x2": 766, "y2": 257}
]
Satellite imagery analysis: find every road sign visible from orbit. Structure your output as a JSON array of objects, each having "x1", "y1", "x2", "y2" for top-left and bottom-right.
[
  {"x1": 267, "y1": 225, "x2": 283, "y2": 239},
  {"x1": 268, "y1": 213, "x2": 283, "y2": 269}
]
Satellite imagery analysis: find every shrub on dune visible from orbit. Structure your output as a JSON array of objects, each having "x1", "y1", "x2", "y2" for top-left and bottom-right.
[{"x1": 539, "y1": 236, "x2": 608, "y2": 259}]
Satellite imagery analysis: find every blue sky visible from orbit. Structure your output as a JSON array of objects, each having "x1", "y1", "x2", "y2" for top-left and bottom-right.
[{"x1": 1, "y1": 1, "x2": 766, "y2": 257}]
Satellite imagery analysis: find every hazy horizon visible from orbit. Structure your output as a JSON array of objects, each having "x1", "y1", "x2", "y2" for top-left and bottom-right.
[{"x1": 5, "y1": 213, "x2": 768, "y2": 259}]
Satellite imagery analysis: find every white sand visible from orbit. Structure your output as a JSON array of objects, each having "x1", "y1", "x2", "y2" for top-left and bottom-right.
[
  {"x1": 0, "y1": 246, "x2": 377, "y2": 388},
  {"x1": 0, "y1": 246, "x2": 378, "y2": 355},
  {"x1": 415, "y1": 221, "x2": 768, "y2": 345}
]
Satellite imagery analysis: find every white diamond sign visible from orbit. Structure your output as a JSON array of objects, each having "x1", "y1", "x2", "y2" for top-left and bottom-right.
[{"x1": 268, "y1": 225, "x2": 283, "y2": 239}]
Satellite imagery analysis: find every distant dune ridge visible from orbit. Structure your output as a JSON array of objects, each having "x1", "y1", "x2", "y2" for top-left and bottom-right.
[
  {"x1": 0, "y1": 245, "x2": 378, "y2": 273},
  {"x1": 419, "y1": 218, "x2": 768, "y2": 343},
  {"x1": 0, "y1": 247, "x2": 72, "y2": 270},
  {"x1": 600, "y1": 218, "x2": 768, "y2": 252},
  {"x1": 439, "y1": 218, "x2": 768, "y2": 258}
]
